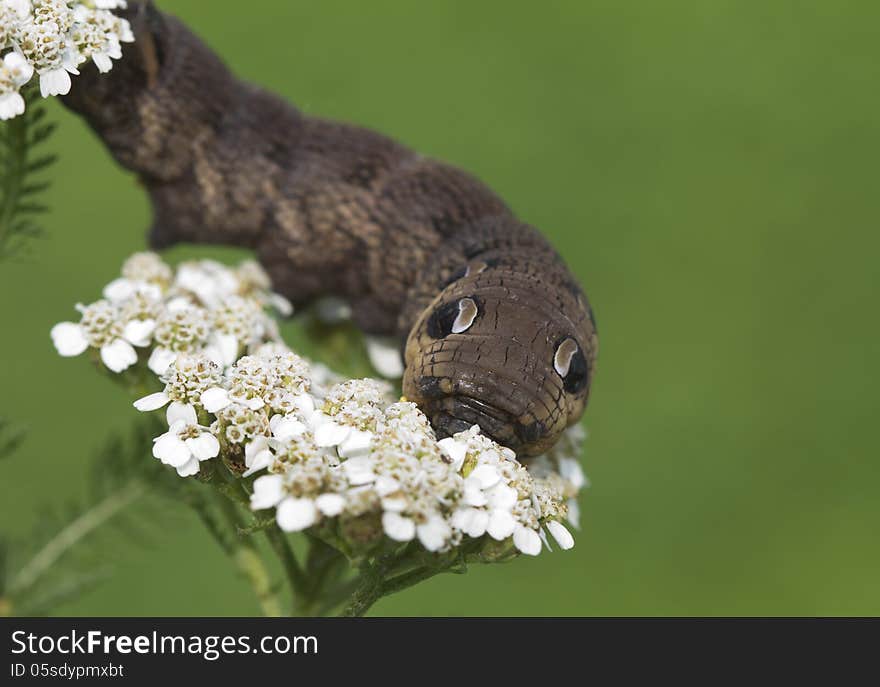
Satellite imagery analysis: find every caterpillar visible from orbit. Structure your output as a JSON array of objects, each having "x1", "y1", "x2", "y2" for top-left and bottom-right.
[{"x1": 61, "y1": 2, "x2": 598, "y2": 456}]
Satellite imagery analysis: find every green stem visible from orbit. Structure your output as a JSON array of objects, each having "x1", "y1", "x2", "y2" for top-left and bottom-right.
[
  {"x1": 339, "y1": 561, "x2": 389, "y2": 617},
  {"x1": 206, "y1": 460, "x2": 311, "y2": 615},
  {"x1": 8, "y1": 481, "x2": 145, "y2": 595},
  {"x1": 186, "y1": 483, "x2": 282, "y2": 617},
  {"x1": 381, "y1": 566, "x2": 443, "y2": 597},
  {"x1": 263, "y1": 525, "x2": 309, "y2": 615}
]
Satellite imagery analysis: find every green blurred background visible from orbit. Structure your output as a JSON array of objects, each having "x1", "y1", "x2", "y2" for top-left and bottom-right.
[{"x1": 1, "y1": 0, "x2": 878, "y2": 615}]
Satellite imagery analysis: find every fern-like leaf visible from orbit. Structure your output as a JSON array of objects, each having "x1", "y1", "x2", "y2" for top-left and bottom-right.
[{"x1": 0, "y1": 86, "x2": 57, "y2": 260}]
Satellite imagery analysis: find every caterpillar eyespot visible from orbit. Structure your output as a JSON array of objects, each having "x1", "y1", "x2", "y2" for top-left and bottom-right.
[
  {"x1": 554, "y1": 338, "x2": 579, "y2": 377},
  {"x1": 555, "y1": 338, "x2": 589, "y2": 395},
  {"x1": 62, "y1": 5, "x2": 598, "y2": 456}
]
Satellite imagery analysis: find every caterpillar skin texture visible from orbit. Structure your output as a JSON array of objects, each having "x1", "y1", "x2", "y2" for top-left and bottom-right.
[{"x1": 62, "y1": 3, "x2": 598, "y2": 456}]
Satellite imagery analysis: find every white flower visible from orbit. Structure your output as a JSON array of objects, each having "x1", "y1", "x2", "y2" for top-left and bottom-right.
[
  {"x1": 315, "y1": 493, "x2": 345, "y2": 516},
  {"x1": 3, "y1": 52, "x2": 33, "y2": 84},
  {"x1": 269, "y1": 414, "x2": 306, "y2": 442},
  {"x1": 451, "y1": 507, "x2": 490, "y2": 538},
  {"x1": 242, "y1": 436, "x2": 273, "y2": 477},
  {"x1": 313, "y1": 418, "x2": 351, "y2": 447},
  {"x1": 50, "y1": 322, "x2": 89, "y2": 356},
  {"x1": 382, "y1": 512, "x2": 416, "y2": 542},
  {"x1": 0, "y1": 92, "x2": 25, "y2": 120},
  {"x1": 147, "y1": 347, "x2": 177, "y2": 376},
  {"x1": 201, "y1": 386, "x2": 231, "y2": 414},
  {"x1": 486, "y1": 509, "x2": 517, "y2": 541},
  {"x1": 438, "y1": 437, "x2": 467, "y2": 471},
  {"x1": 342, "y1": 456, "x2": 376, "y2": 486},
  {"x1": 39, "y1": 63, "x2": 78, "y2": 98},
  {"x1": 365, "y1": 335, "x2": 404, "y2": 378},
  {"x1": 251, "y1": 474, "x2": 285, "y2": 510},
  {"x1": 276, "y1": 497, "x2": 317, "y2": 532},
  {"x1": 513, "y1": 525, "x2": 542, "y2": 556},
  {"x1": 545, "y1": 521, "x2": 574, "y2": 550},
  {"x1": 151, "y1": 409, "x2": 219, "y2": 477},
  {"x1": 416, "y1": 515, "x2": 451, "y2": 552},
  {"x1": 566, "y1": 498, "x2": 580, "y2": 529},
  {"x1": 99, "y1": 336, "x2": 137, "y2": 372}
]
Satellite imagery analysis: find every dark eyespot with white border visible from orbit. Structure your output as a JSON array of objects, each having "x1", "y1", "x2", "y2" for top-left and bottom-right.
[
  {"x1": 426, "y1": 297, "x2": 479, "y2": 338},
  {"x1": 554, "y1": 338, "x2": 588, "y2": 394}
]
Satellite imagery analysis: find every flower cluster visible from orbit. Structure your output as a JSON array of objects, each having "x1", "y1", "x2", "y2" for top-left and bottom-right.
[
  {"x1": 0, "y1": 0, "x2": 133, "y2": 120},
  {"x1": 51, "y1": 252, "x2": 289, "y2": 374},
  {"x1": 53, "y1": 253, "x2": 588, "y2": 558}
]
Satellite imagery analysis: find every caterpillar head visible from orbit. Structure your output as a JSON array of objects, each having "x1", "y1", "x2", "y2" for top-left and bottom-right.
[{"x1": 403, "y1": 258, "x2": 597, "y2": 457}]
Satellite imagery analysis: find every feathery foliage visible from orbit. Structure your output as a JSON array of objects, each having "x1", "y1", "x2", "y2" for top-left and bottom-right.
[
  {"x1": 1, "y1": 417, "x2": 172, "y2": 616},
  {"x1": 0, "y1": 86, "x2": 57, "y2": 260}
]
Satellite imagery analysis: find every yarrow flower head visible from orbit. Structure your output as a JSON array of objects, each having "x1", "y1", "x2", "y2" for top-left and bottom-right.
[
  {"x1": 51, "y1": 253, "x2": 290, "y2": 375},
  {"x1": 54, "y1": 252, "x2": 591, "y2": 562},
  {"x1": 0, "y1": 0, "x2": 133, "y2": 119}
]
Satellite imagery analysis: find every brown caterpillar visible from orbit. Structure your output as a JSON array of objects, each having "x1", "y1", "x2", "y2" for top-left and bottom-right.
[{"x1": 61, "y1": 2, "x2": 598, "y2": 456}]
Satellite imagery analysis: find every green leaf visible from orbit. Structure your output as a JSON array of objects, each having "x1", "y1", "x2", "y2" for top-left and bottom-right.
[{"x1": 0, "y1": 87, "x2": 57, "y2": 259}]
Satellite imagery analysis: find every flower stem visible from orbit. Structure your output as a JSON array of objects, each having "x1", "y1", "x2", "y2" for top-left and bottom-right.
[
  {"x1": 8, "y1": 481, "x2": 145, "y2": 595},
  {"x1": 185, "y1": 482, "x2": 282, "y2": 617},
  {"x1": 263, "y1": 525, "x2": 309, "y2": 615},
  {"x1": 339, "y1": 561, "x2": 389, "y2": 617}
]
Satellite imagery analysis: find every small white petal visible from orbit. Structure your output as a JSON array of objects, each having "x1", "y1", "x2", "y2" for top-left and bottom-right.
[
  {"x1": 166, "y1": 402, "x2": 197, "y2": 427},
  {"x1": 269, "y1": 293, "x2": 293, "y2": 316},
  {"x1": 315, "y1": 493, "x2": 345, "y2": 516},
  {"x1": 175, "y1": 457, "x2": 201, "y2": 477},
  {"x1": 314, "y1": 420, "x2": 351, "y2": 448},
  {"x1": 276, "y1": 497, "x2": 317, "y2": 532},
  {"x1": 546, "y1": 521, "x2": 575, "y2": 550},
  {"x1": 487, "y1": 509, "x2": 517, "y2": 540},
  {"x1": 50, "y1": 322, "x2": 89, "y2": 357},
  {"x1": 338, "y1": 429, "x2": 373, "y2": 458},
  {"x1": 342, "y1": 456, "x2": 376, "y2": 486},
  {"x1": 417, "y1": 516, "x2": 451, "y2": 552},
  {"x1": 558, "y1": 457, "x2": 588, "y2": 490},
  {"x1": 382, "y1": 512, "x2": 416, "y2": 542},
  {"x1": 437, "y1": 437, "x2": 468, "y2": 472},
  {"x1": 365, "y1": 336, "x2": 404, "y2": 379},
  {"x1": 166, "y1": 297, "x2": 193, "y2": 312},
  {"x1": 39, "y1": 69, "x2": 71, "y2": 98},
  {"x1": 469, "y1": 464, "x2": 501, "y2": 489},
  {"x1": 147, "y1": 347, "x2": 177, "y2": 376},
  {"x1": 242, "y1": 449, "x2": 273, "y2": 477},
  {"x1": 250, "y1": 474, "x2": 285, "y2": 509},
  {"x1": 100, "y1": 338, "x2": 138, "y2": 372},
  {"x1": 93, "y1": 53, "x2": 113, "y2": 74},
  {"x1": 271, "y1": 416, "x2": 306, "y2": 442},
  {"x1": 0, "y1": 92, "x2": 25, "y2": 120},
  {"x1": 485, "y1": 483, "x2": 518, "y2": 510},
  {"x1": 539, "y1": 527, "x2": 552, "y2": 552},
  {"x1": 213, "y1": 333, "x2": 240, "y2": 366},
  {"x1": 185, "y1": 433, "x2": 220, "y2": 461},
  {"x1": 293, "y1": 394, "x2": 315, "y2": 416},
  {"x1": 102, "y1": 278, "x2": 136, "y2": 302},
  {"x1": 133, "y1": 391, "x2": 170, "y2": 412},
  {"x1": 452, "y1": 507, "x2": 489, "y2": 538},
  {"x1": 200, "y1": 387, "x2": 231, "y2": 413},
  {"x1": 152, "y1": 433, "x2": 192, "y2": 468},
  {"x1": 566, "y1": 498, "x2": 581, "y2": 530},
  {"x1": 380, "y1": 495, "x2": 408, "y2": 512},
  {"x1": 373, "y1": 476, "x2": 401, "y2": 497},
  {"x1": 245, "y1": 396, "x2": 265, "y2": 410},
  {"x1": 3, "y1": 52, "x2": 33, "y2": 84},
  {"x1": 122, "y1": 318, "x2": 156, "y2": 347},
  {"x1": 513, "y1": 525, "x2": 542, "y2": 556},
  {"x1": 462, "y1": 481, "x2": 488, "y2": 507}
]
